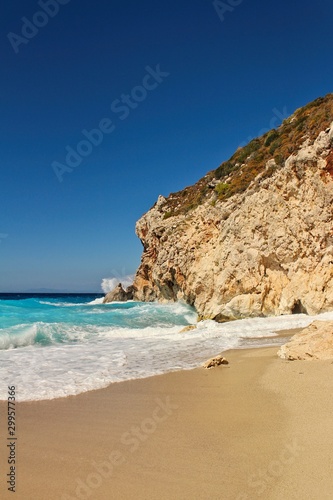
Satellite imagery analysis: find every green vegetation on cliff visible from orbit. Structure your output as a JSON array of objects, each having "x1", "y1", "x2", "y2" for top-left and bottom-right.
[{"x1": 161, "y1": 93, "x2": 333, "y2": 217}]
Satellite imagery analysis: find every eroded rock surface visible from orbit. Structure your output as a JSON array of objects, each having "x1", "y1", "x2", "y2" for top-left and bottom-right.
[
  {"x1": 103, "y1": 283, "x2": 134, "y2": 303},
  {"x1": 278, "y1": 321, "x2": 333, "y2": 360},
  {"x1": 203, "y1": 355, "x2": 229, "y2": 369}
]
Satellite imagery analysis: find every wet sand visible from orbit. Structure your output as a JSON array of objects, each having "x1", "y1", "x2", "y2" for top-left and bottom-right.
[{"x1": 0, "y1": 337, "x2": 332, "y2": 499}]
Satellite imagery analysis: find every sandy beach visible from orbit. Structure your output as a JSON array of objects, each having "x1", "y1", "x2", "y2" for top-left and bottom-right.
[{"x1": 1, "y1": 339, "x2": 333, "y2": 500}]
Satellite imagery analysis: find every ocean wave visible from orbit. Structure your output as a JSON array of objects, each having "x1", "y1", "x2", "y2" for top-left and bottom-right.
[
  {"x1": 2, "y1": 296, "x2": 333, "y2": 401},
  {"x1": 87, "y1": 297, "x2": 105, "y2": 305},
  {"x1": 0, "y1": 301, "x2": 198, "y2": 350},
  {"x1": 39, "y1": 301, "x2": 89, "y2": 307},
  {"x1": 40, "y1": 297, "x2": 106, "y2": 307},
  {"x1": 0, "y1": 324, "x2": 38, "y2": 350},
  {"x1": 0, "y1": 322, "x2": 106, "y2": 350}
]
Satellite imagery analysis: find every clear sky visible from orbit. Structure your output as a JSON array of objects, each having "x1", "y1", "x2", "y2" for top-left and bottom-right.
[{"x1": 1, "y1": 0, "x2": 333, "y2": 292}]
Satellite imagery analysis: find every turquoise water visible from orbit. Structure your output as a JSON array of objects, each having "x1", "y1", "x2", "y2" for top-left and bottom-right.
[
  {"x1": 0, "y1": 294, "x2": 195, "y2": 349},
  {"x1": 1, "y1": 293, "x2": 331, "y2": 402}
]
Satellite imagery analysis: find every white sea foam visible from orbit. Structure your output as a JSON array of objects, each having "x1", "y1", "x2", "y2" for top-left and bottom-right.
[
  {"x1": 1, "y1": 309, "x2": 333, "y2": 401},
  {"x1": 87, "y1": 297, "x2": 105, "y2": 305},
  {"x1": 40, "y1": 301, "x2": 78, "y2": 307},
  {"x1": 41, "y1": 298, "x2": 105, "y2": 307},
  {"x1": 101, "y1": 274, "x2": 135, "y2": 293},
  {"x1": 40, "y1": 301, "x2": 95, "y2": 307}
]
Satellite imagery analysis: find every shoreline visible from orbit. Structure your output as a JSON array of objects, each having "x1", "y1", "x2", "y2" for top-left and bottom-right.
[
  {"x1": 1, "y1": 331, "x2": 332, "y2": 499},
  {"x1": 0, "y1": 327, "x2": 298, "y2": 405},
  {"x1": 1, "y1": 346, "x2": 281, "y2": 500}
]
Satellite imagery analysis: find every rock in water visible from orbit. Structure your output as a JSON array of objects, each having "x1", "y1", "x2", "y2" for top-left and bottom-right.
[
  {"x1": 203, "y1": 355, "x2": 229, "y2": 369},
  {"x1": 132, "y1": 95, "x2": 333, "y2": 321},
  {"x1": 103, "y1": 283, "x2": 132, "y2": 303},
  {"x1": 179, "y1": 325, "x2": 197, "y2": 333},
  {"x1": 124, "y1": 285, "x2": 135, "y2": 300},
  {"x1": 278, "y1": 321, "x2": 333, "y2": 360}
]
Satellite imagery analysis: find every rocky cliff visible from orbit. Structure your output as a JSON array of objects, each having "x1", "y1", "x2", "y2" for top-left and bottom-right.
[
  {"x1": 278, "y1": 321, "x2": 333, "y2": 360},
  {"x1": 132, "y1": 94, "x2": 333, "y2": 321}
]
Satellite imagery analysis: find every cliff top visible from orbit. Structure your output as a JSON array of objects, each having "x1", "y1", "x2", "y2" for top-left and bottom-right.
[{"x1": 158, "y1": 93, "x2": 333, "y2": 218}]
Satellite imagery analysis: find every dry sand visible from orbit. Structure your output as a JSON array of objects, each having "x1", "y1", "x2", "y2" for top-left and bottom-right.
[{"x1": 0, "y1": 340, "x2": 333, "y2": 499}]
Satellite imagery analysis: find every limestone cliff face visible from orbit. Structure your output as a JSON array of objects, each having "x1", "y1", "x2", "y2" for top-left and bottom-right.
[{"x1": 133, "y1": 95, "x2": 333, "y2": 320}]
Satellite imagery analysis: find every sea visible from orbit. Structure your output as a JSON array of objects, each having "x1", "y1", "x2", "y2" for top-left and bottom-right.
[{"x1": 1, "y1": 293, "x2": 333, "y2": 402}]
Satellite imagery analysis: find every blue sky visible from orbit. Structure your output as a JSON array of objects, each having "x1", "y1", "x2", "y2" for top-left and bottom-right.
[{"x1": 1, "y1": 0, "x2": 333, "y2": 292}]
